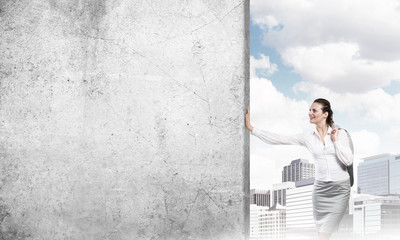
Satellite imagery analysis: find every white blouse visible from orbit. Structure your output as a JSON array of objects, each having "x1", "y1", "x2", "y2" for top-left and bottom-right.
[{"x1": 251, "y1": 127, "x2": 353, "y2": 182}]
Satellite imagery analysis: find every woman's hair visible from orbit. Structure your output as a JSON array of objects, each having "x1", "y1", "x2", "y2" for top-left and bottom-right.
[{"x1": 313, "y1": 98, "x2": 334, "y2": 127}]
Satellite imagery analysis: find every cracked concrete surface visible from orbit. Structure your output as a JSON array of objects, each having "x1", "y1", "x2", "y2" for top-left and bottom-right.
[{"x1": 0, "y1": 0, "x2": 249, "y2": 239}]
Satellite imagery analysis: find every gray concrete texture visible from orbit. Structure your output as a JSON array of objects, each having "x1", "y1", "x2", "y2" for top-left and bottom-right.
[{"x1": 0, "y1": 0, "x2": 249, "y2": 239}]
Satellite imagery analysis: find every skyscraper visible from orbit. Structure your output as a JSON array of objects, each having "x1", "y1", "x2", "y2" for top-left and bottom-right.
[
  {"x1": 358, "y1": 153, "x2": 400, "y2": 196},
  {"x1": 282, "y1": 159, "x2": 315, "y2": 183}
]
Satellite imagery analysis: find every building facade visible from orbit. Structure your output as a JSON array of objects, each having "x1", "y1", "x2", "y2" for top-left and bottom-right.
[
  {"x1": 282, "y1": 159, "x2": 315, "y2": 183},
  {"x1": 250, "y1": 189, "x2": 271, "y2": 207},
  {"x1": 353, "y1": 195, "x2": 400, "y2": 238},
  {"x1": 358, "y1": 153, "x2": 400, "y2": 196},
  {"x1": 286, "y1": 184, "x2": 314, "y2": 230},
  {"x1": 259, "y1": 204, "x2": 286, "y2": 240},
  {"x1": 272, "y1": 182, "x2": 296, "y2": 207},
  {"x1": 250, "y1": 204, "x2": 269, "y2": 240},
  {"x1": 389, "y1": 154, "x2": 400, "y2": 195},
  {"x1": 285, "y1": 180, "x2": 315, "y2": 239}
]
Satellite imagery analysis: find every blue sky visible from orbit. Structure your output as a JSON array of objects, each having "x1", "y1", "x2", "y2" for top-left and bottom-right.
[
  {"x1": 249, "y1": 0, "x2": 400, "y2": 189},
  {"x1": 250, "y1": 22, "x2": 304, "y2": 100}
]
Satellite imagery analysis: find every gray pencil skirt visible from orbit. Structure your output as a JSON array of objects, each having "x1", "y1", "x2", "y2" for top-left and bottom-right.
[{"x1": 312, "y1": 178, "x2": 350, "y2": 233}]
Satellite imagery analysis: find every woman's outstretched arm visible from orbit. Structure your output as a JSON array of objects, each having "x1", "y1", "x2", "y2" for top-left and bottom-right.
[{"x1": 245, "y1": 107, "x2": 305, "y2": 146}]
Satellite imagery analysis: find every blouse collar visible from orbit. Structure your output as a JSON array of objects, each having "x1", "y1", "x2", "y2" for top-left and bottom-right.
[{"x1": 313, "y1": 126, "x2": 332, "y2": 136}]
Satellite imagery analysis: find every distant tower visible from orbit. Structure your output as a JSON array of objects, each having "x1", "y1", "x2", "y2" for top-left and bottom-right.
[
  {"x1": 282, "y1": 159, "x2": 315, "y2": 183},
  {"x1": 250, "y1": 189, "x2": 270, "y2": 207},
  {"x1": 358, "y1": 153, "x2": 400, "y2": 196}
]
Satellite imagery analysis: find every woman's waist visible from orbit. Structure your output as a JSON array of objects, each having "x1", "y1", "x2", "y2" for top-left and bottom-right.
[
  {"x1": 314, "y1": 175, "x2": 350, "y2": 183},
  {"x1": 314, "y1": 158, "x2": 347, "y2": 170},
  {"x1": 314, "y1": 170, "x2": 349, "y2": 182}
]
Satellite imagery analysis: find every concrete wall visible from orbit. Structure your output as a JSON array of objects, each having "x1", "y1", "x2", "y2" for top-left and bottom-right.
[{"x1": 0, "y1": 1, "x2": 249, "y2": 239}]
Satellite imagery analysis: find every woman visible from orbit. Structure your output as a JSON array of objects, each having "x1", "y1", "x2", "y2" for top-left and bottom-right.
[{"x1": 246, "y1": 98, "x2": 353, "y2": 240}]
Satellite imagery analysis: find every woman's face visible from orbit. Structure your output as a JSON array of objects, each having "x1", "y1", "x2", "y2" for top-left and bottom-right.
[{"x1": 309, "y1": 102, "x2": 328, "y2": 125}]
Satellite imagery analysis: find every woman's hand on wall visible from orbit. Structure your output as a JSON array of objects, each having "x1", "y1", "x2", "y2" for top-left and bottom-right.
[{"x1": 245, "y1": 107, "x2": 253, "y2": 132}]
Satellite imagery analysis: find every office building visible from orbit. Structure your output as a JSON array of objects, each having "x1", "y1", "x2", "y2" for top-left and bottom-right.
[
  {"x1": 282, "y1": 159, "x2": 315, "y2": 183},
  {"x1": 353, "y1": 195, "x2": 400, "y2": 237},
  {"x1": 250, "y1": 204, "x2": 269, "y2": 240},
  {"x1": 358, "y1": 153, "x2": 400, "y2": 196},
  {"x1": 294, "y1": 177, "x2": 315, "y2": 188},
  {"x1": 250, "y1": 189, "x2": 270, "y2": 207},
  {"x1": 285, "y1": 179, "x2": 314, "y2": 239},
  {"x1": 260, "y1": 203, "x2": 286, "y2": 240},
  {"x1": 272, "y1": 182, "x2": 295, "y2": 207},
  {"x1": 286, "y1": 184, "x2": 314, "y2": 230}
]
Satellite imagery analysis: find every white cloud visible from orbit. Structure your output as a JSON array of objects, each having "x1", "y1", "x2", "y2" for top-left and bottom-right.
[
  {"x1": 250, "y1": 76, "x2": 310, "y2": 135},
  {"x1": 351, "y1": 130, "x2": 381, "y2": 156},
  {"x1": 250, "y1": 74, "x2": 313, "y2": 189},
  {"x1": 252, "y1": 15, "x2": 280, "y2": 31},
  {"x1": 250, "y1": 152, "x2": 278, "y2": 189},
  {"x1": 250, "y1": 54, "x2": 278, "y2": 78},
  {"x1": 293, "y1": 82, "x2": 400, "y2": 126},
  {"x1": 281, "y1": 42, "x2": 400, "y2": 92},
  {"x1": 251, "y1": 0, "x2": 400, "y2": 60},
  {"x1": 251, "y1": 0, "x2": 400, "y2": 92}
]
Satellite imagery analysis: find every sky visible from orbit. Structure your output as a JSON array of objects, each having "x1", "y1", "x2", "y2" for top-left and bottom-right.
[{"x1": 249, "y1": 0, "x2": 400, "y2": 190}]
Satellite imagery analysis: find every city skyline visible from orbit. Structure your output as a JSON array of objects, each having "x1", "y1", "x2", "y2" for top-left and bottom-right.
[
  {"x1": 250, "y1": 152, "x2": 400, "y2": 239},
  {"x1": 251, "y1": 152, "x2": 399, "y2": 194}
]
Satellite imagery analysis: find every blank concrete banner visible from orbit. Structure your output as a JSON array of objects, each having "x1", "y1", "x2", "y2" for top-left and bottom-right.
[{"x1": 0, "y1": 0, "x2": 249, "y2": 239}]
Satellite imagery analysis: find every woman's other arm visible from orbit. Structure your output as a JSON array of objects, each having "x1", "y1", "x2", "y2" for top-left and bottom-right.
[{"x1": 331, "y1": 128, "x2": 354, "y2": 166}]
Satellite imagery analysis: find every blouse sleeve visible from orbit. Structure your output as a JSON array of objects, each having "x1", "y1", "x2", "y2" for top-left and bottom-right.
[
  {"x1": 333, "y1": 129, "x2": 354, "y2": 166},
  {"x1": 251, "y1": 127, "x2": 306, "y2": 146}
]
